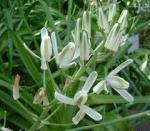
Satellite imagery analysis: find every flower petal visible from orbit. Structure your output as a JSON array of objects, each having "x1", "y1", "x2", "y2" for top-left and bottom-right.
[
  {"x1": 79, "y1": 105, "x2": 102, "y2": 121},
  {"x1": 98, "y1": 7, "x2": 109, "y2": 33},
  {"x1": 82, "y1": 71, "x2": 97, "y2": 93},
  {"x1": 59, "y1": 62, "x2": 76, "y2": 69},
  {"x1": 108, "y1": 3, "x2": 116, "y2": 22},
  {"x1": 59, "y1": 42, "x2": 75, "y2": 67},
  {"x1": 82, "y1": 11, "x2": 91, "y2": 38},
  {"x1": 54, "y1": 92, "x2": 75, "y2": 105},
  {"x1": 106, "y1": 76, "x2": 129, "y2": 89},
  {"x1": 75, "y1": 18, "x2": 82, "y2": 47},
  {"x1": 118, "y1": 10, "x2": 128, "y2": 30},
  {"x1": 113, "y1": 88, "x2": 134, "y2": 102},
  {"x1": 108, "y1": 59, "x2": 133, "y2": 77},
  {"x1": 93, "y1": 80, "x2": 106, "y2": 94},
  {"x1": 51, "y1": 32, "x2": 59, "y2": 64},
  {"x1": 72, "y1": 110, "x2": 85, "y2": 125},
  {"x1": 41, "y1": 27, "x2": 48, "y2": 39},
  {"x1": 104, "y1": 23, "x2": 119, "y2": 51},
  {"x1": 1, "y1": 127, "x2": 13, "y2": 131},
  {"x1": 40, "y1": 36, "x2": 52, "y2": 62}
]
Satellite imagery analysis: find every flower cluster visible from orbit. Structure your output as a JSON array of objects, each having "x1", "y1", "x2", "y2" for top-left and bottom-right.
[
  {"x1": 55, "y1": 59, "x2": 133, "y2": 124},
  {"x1": 12, "y1": 3, "x2": 135, "y2": 126}
]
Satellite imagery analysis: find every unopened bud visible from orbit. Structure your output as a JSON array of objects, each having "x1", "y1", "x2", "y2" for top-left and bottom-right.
[
  {"x1": 40, "y1": 27, "x2": 52, "y2": 70},
  {"x1": 79, "y1": 31, "x2": 91, "y2": 61},
  {"x1": 82, "y1": 11, "x2": 91, "y2": 38},
  {"x1": 13, "y1": 74, "x2": 20, "y2": 100},
  {"x1": 98, "y1": 7, "x2": 109, "y2": 33},
  {"x1": 108, "y1": 3, "x2": 116, "y2": 22}
]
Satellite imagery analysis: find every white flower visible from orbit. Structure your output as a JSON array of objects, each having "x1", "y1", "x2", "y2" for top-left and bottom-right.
[
  {"x1": 1, "y1": 127, "x2": 13, "y2": 131},
  {"x1": 118, "y1": 10, "x2": 128, "y2": 30},
  {"x1": 51, "y1": 32, "x2": 76, "y2": 68},
  {"x1": 55, "y1": 71, "x2": 102, "y2": 125},
  {"x1": 23, "y1": 27, "x2": 52, "y2": 70},
  {"x1": 108, "y1": 3, "x2": 116, "y2": 22},
  {"x1": 104, "y1": 9, "x2": 128, "y2": 52},
  {"x1": 13, "y1": 74, "x2": 20, "y2": 100},
  {"x1": 40, "y1": 27, "x2": 52, "y2": 70},
  {"x1": 104, "y1": 23, "x2": 121, "y2": 52},
  {"x1": 82, "y1": 11, "x2": 91, "y2": 38},
  {"x1": 98, "y1": 7, "x2": 109, "y2": 33},
  {"x1": 93, "y1": 59, "x2": 134, "y2": 102},
  {"x1": 79, "y1": 30, "x2": 91, "y2": 61},
  {"x1": 72, "y1": 18, "x2": 82, "y2": 60}
]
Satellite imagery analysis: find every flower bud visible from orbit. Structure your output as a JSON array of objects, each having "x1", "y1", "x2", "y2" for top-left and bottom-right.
[
  {"x1": 118, "y1": 10, "x2": 128, "y2": 30},
  {"x1": 75, "y1": 18, "x2": 82, "y2": 47},
  {"x1": 108, "y1": 3, "x2": 116, "y2": 22},
  {"x1": 82, "y1": 11, "x2": 91, "y2": 38},
  {"x1": 40, "y1": 27, "x2": 52, "y2": 70},
  {"x1": 104, "y1": 23, "x2": 120, "y2": 52},
  {"x1": 13, "y1": 74, "x2": 20, "y2": 100},
  {"x1": 79, "y1": 30, "x2": 91, "y2": 61},
  {"x1": 98, "y1": 7, "x2": 109, "y2": 33}
]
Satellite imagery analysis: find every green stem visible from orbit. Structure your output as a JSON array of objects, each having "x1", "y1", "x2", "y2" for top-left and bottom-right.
[
  {"x1": 63, "y1": 55, "x2": 96, "y2": 92},
  {"x1": 47, "y1": 63, "x2": 59, "y2": 90},
  {"x1": 16, "y1": 101, "x2": 38, "y2": 122},
  {"x1": 42, "y1": 121, "x2": 73, "y2": 127},
  {"x1": 43, "y1": 104, "x2": 62, "y2": 122},
  {"x1": 29, "y1": 107, "x2": 49, "y2": 131},
  {"x1": 38, "y1": 104, "x2": 62, "y2": 129},
  {"x1": 43, "y1": 70, "x2": 46, "y2": 89}
]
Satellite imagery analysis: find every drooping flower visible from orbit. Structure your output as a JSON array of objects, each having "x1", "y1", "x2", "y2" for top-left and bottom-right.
[
  {"x1": 12, "y1": 74, "x2": 21, "y2": 100},
  {"x1": 33, "y1": 87, "x2": 49, "y2": 105},
  {"x1": 23, "y1": 27, "x2": 52, "y2": 70},
  {"x1": 51, "y1": 32, "x2": 76, "y2": 68},
  {"x1": 93, "y1": 59, "x2": 134, "y2": 102},
  {"x1": 55, "y1": 71, "x2": 102, "y2": 125}
]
